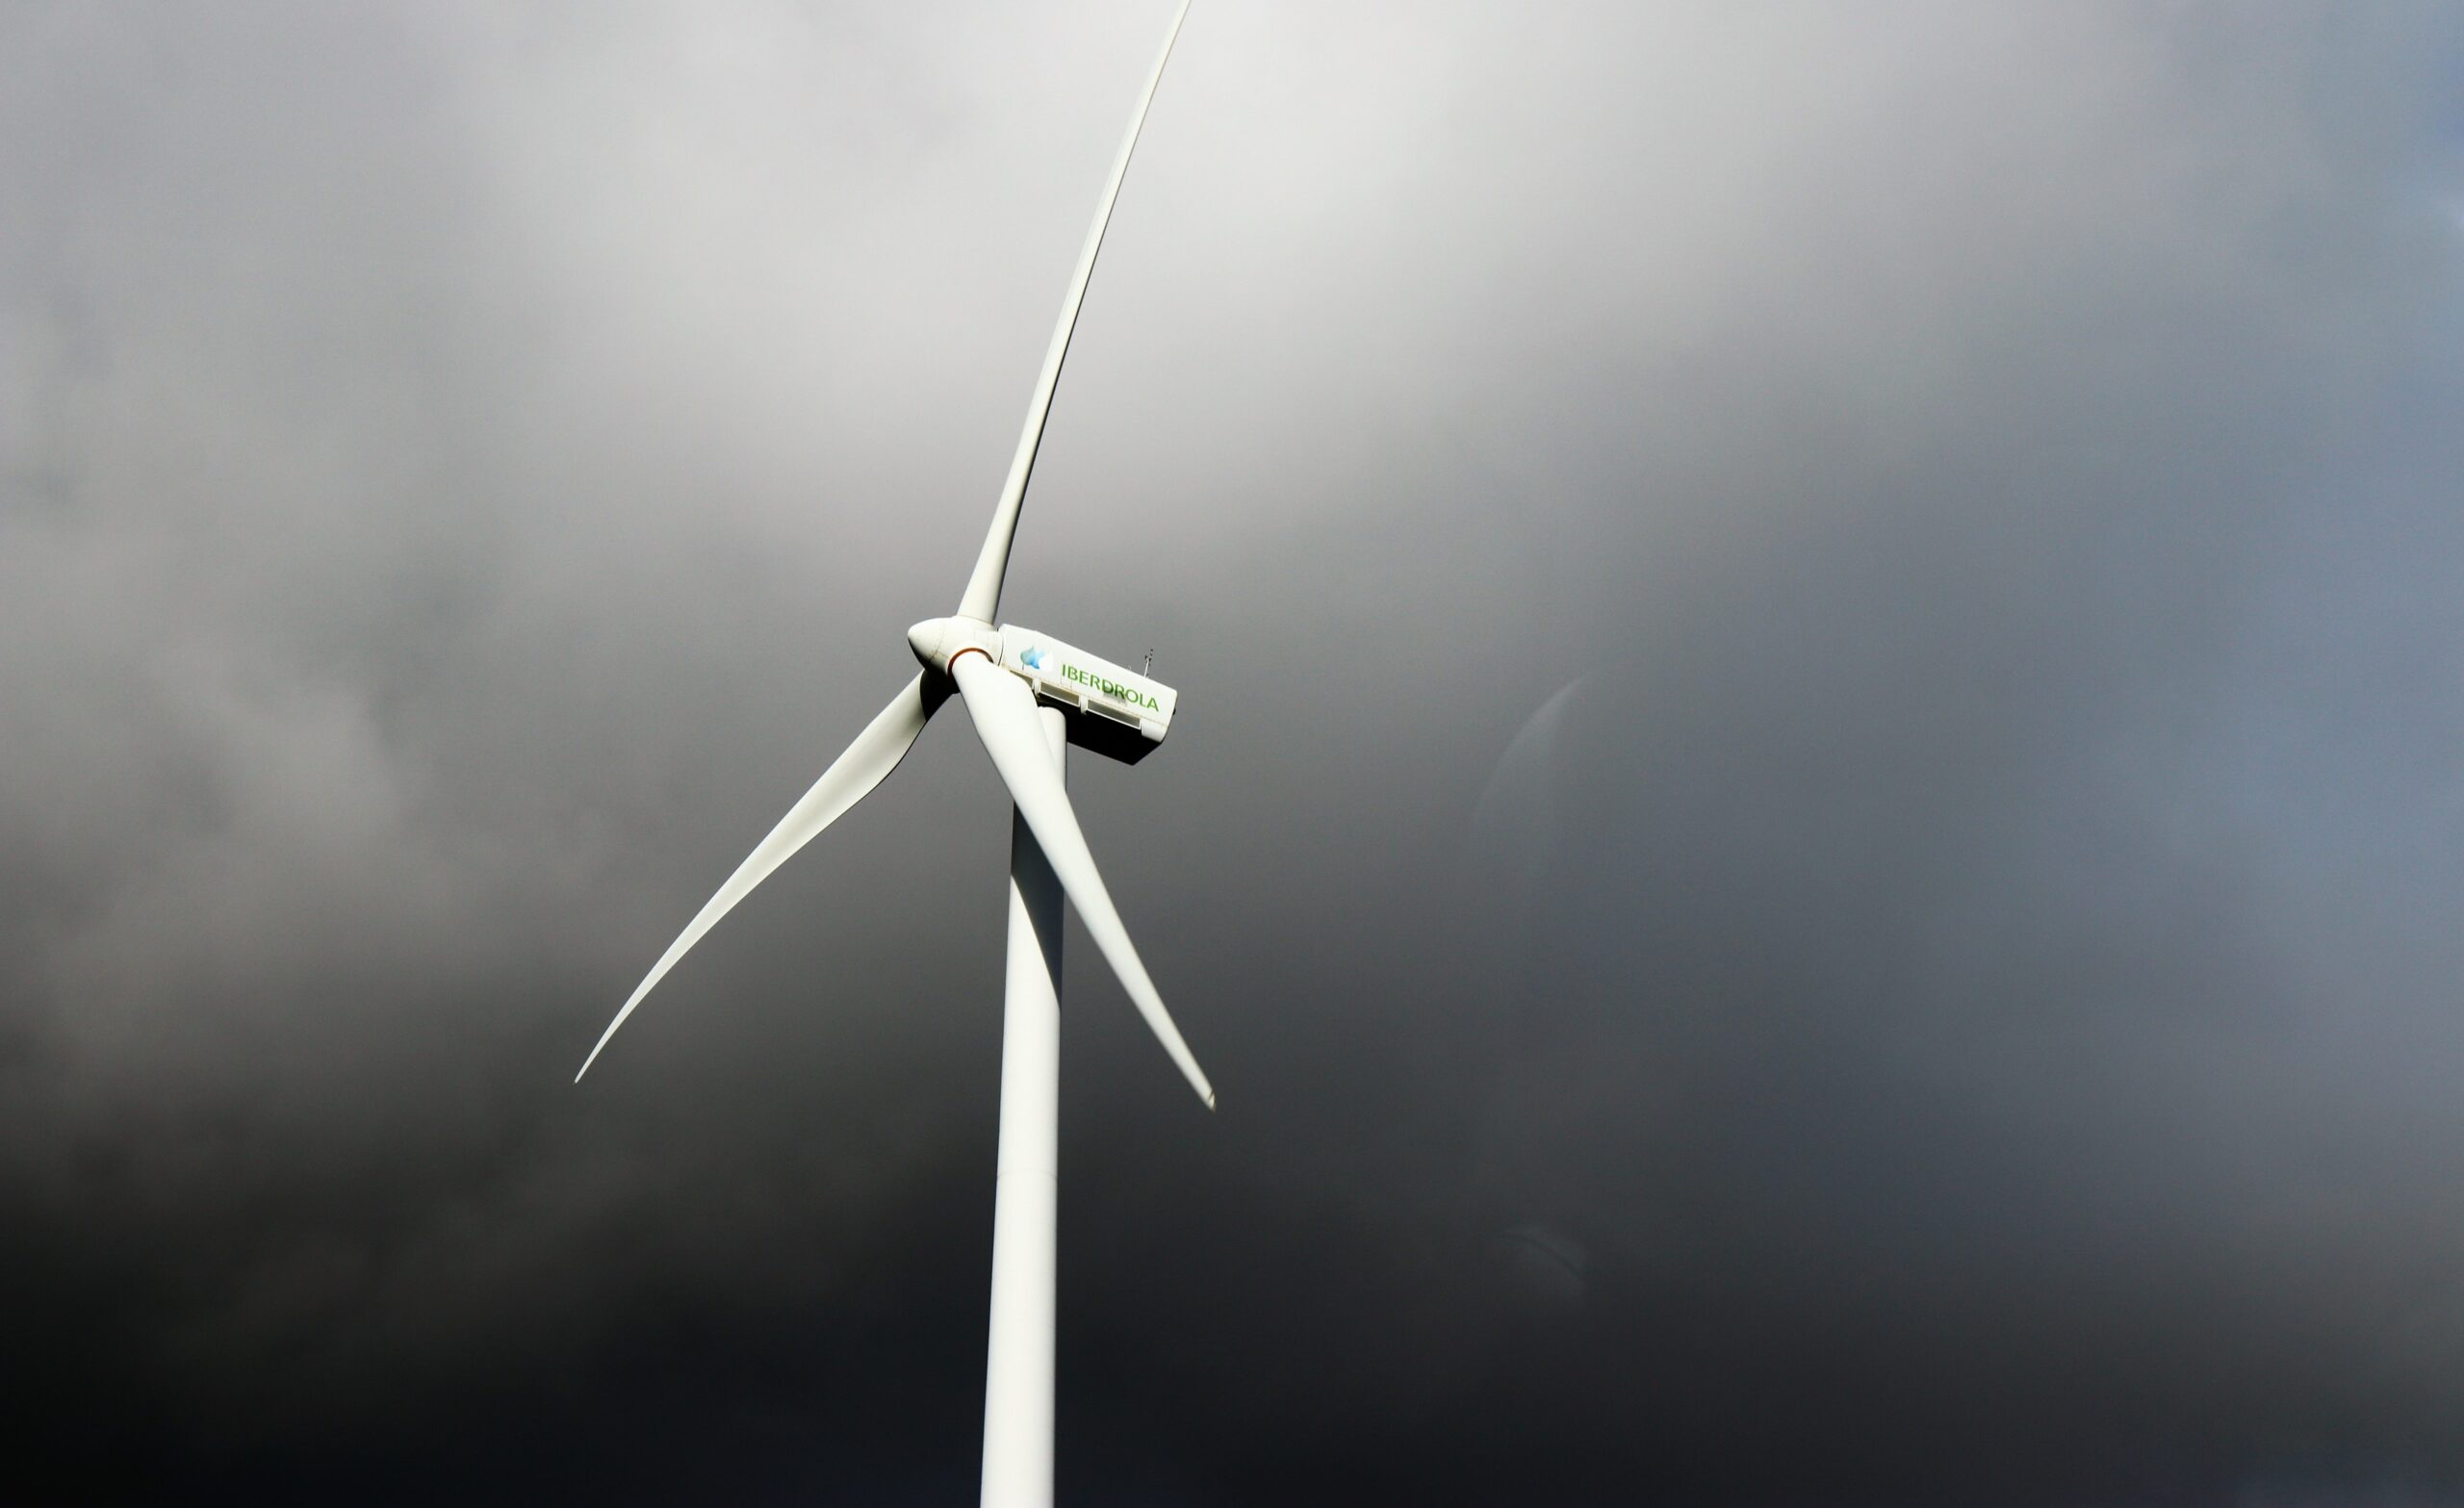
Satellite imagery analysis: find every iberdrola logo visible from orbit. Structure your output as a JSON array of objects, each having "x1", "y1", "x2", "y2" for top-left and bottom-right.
[
  {"x1": 1060, "y1": 661, "x2": 1162, "y2": 711},
  {"x1": 1016, "y1": 643, "x2": 1160, "y2": 712}
]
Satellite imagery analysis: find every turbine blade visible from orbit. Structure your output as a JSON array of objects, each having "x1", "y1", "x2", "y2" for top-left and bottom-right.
[
  {"x1": 576, "y1": 674, "x2": 944, "y2": 1082},
  {"x1": 951, "y1": 654, "x2": 1216, "y2": 1110},
  {"x1": 954, "y1": 0, "x2": 1195, "y2": 626}
]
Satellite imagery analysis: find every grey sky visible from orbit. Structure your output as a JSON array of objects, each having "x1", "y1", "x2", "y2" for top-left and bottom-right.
[{"x1": 5, "y1": 2, "x2": 2463, "y2": 1501}]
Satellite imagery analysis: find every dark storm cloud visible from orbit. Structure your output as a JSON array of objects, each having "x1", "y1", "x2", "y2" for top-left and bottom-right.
[{"x1": 4, "y1": 1, "x2": 2462, "y2": 1502}]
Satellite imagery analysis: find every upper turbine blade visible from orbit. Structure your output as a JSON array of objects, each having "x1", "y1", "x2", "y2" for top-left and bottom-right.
[
  {"x1": 951, "y1": 654, "x2": 1215, "y2": 1109},
  {"x1": 576, "y1": 674, "x2": 944, "y2": 1082},
  {"x1": 954, "y1": 0, "x2": 1195, "y2": 626}
]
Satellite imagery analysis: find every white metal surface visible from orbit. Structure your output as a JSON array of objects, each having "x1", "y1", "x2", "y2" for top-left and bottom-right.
[
  {"x1": 953, "y1": 653, "x2": 1215, "y2": 1109},
  {"x1": 956, "y1": 0, "x2": 1195, "y2": 626},
  {"x1": 980, "y1": 707, "x2": 1067, "y2": 1508},
  {"x1": 576, "y1": 673, "x2": 940, "y2": 1080}
]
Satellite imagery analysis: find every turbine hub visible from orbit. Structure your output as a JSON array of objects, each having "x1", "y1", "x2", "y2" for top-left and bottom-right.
[{"x1": 908, "y1": 616, "x2": 1001, "y2": 676}]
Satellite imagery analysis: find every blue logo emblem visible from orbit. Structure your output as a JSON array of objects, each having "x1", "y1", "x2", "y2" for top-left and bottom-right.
[{"x1": 1020, "y1": 646, "x2": 1048, "y2": 672}]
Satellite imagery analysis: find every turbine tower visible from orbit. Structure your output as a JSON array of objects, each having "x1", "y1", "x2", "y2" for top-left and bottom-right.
[{"x1": 575, "y1": 5, "x2": 1210, "y2": 1503}]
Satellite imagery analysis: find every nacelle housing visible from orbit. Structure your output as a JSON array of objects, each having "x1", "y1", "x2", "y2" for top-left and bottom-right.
[{"x1": 996, "y1": 625, "x2": 1177, "y2": 764}]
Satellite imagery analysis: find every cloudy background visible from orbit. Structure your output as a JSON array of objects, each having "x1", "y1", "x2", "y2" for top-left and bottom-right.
[{"x1": 6, "y1": 1, "x2": 2464, "y2": 1501}]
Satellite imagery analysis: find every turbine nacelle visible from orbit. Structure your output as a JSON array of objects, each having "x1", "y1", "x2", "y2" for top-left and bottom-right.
[
  {"x1": 912, "y1": 617, "x2": 1180, "y2": 765},
  {"x1": 993, "y1": 623, "x2": 1177, "y2": 765}
]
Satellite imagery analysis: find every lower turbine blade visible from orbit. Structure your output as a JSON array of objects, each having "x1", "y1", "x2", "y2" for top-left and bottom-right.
[
  {"x1": 952, "y1": 654, "x2": 1216, "y2": 1110},
  {"x1": 576, "y1": 674, "x2": 944, "y2": 1081}
]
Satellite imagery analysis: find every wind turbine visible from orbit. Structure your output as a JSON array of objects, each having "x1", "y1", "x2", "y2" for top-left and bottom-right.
[{"x1": 575, "y1": 4, "x2": 1212, "y2": 1504}]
